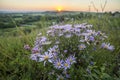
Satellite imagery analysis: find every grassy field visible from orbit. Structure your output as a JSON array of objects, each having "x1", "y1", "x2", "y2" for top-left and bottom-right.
[{"x1": 0, "y1": 12, "x2": 120, "y2": 80}]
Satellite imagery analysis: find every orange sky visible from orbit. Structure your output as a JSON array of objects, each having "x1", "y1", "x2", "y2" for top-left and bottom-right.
[{"x1": 0, "y1": 0, "x2": 120, "y2": 12}]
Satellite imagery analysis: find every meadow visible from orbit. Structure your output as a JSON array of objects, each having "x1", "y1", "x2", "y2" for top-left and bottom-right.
[{"x1": 0, "y1": 11, "x2": 120, "y2": 80}]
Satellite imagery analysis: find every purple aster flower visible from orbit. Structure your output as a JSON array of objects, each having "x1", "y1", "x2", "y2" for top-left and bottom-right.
[
  {"x1": 86, "y1": 30, "x2": 96, "y2": 35},
  {"x1": 53, "y1": 45, "x2": 59, "y2": 49},
  {"x1": 47, "y1": 30, "x2": 52, "y2": 34},
  {"x1": 67, "y1": 55, "x2": 76, "y2": 64},
  {"x1": 32, "y1": 46, "x2": 40, "y2": 54},
  {"x1": 78, "y1": 44, "x2": 86, "y2": 50},
  {"x1": 97, "y1": 31, "x2": 101, "y2": 35},
  {"x1": 63, "y1": 59, "x2": 71, "y2": 70},
  {"x1": 40, "y1": 36, "x2": 47, "y2": 42},
  {"x1": 63, "y1": 24, "x2": 72, "y2": 32},
  {"x1": 49, "y1": 45, "x2": 59, "y2": 53},
  {"x1": 24, "y1": 44, "x2": 30, "y2": 50},
  {"x1": 101, "y1": 43, "x2": 115, "y2": 51},
  {"x1": 49, "y1": 47, "x2": 57, "y2": 54},
  {"x1": 48, "y1": 46, "x2": 59, "y2": 60},
  {"x1": 65, "y1": 33, "x2": 72, "y2": 38},
  {"x1": 53, "y1": 59, "x2": 63, "y2": 69},
  {"x1": 35, "y1": 36, "x2": 48, "y2": 46},
  {"x1": 64, "y1": 50, "x2": 68, "y2": 53},
  {"x1": 74, "y1": 24, "x2": 86, "y2": 29},
  {"x1": 89, "y1": 36, "x2": 95, "y2": 42},
  {"x1": 107, "y1": 45, "x2": 115, "y2": 51},
  {"x1": 30, "y1": 53, "x2": 41, "y2": 61},
  {"x1": 39, "y1": 52, "x2": 53, "y2": 66}
]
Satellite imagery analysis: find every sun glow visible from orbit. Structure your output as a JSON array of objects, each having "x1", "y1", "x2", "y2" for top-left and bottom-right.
[
  {"x1": 56, "y1": 6, "x2": 63, "y2": 12},
  {"x1": 57, "y1": 8, "x2": 62, "y2": 12}
]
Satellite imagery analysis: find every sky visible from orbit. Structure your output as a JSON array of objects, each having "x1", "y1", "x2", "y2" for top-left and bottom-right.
[{"x1": 0, "y1": 0, "x2": 120, "y2": 12}]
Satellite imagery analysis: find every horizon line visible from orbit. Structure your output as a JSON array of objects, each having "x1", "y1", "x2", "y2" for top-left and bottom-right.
[{"x1": 0, "y1": 9, "x2": 120, "y2": 13}]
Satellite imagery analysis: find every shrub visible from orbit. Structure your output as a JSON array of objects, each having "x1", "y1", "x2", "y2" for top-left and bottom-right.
[{"x1": 26, "y1": 23, "x2": 115, "y2": 79}]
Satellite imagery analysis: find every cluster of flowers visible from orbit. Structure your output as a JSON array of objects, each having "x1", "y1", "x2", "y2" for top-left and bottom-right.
[
  {"x1": 30, "y1": 45, "x2": 76, "y2": 70},
  {"x1": 24, "y1": 23, "x2": 115, "y2": 79}
]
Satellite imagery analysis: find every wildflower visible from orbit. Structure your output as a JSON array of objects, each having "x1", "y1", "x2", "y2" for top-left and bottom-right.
[
  {"x1": 97, "y1": 31, "x2": 101, "y2": 35},
  {"x1": 67, "y1": 55, "x2": 76, "y2": 64},
  {"x1": 29, "y1": 23, "x2": 115, "y2": 79},
  {"x1": 64, "y1": 50, "x2": 68, "y2": 53},
  {"x1": 32, "y1": 46, "x2": 40, "y2": 54},
  {"x1": 108, "y1": 45, "x2": 115, "y2": 51},
  {"x1": 54, "y1": 59, "x2": 63, "y2": 69},
  {"x1": 89, "y1": 36, "x2": 95, "y2": 42},
  {"x1": 53, "y1": 45, "x2": 59, "y2": 49},
  {"x1": 40, "y1": 36, "x2": 47, "y2": 42},
  {"x1": 35, "y1": 36, "x2": 48, "y2": 46},
  {"x1": 101, "y1": 43, "x2": 115, "y2": 51},
  {"x1": 49, "y1": 47, "x2": 57, "y2": 54},
  {"x1": 47, "y1": 30, "x2": 55, "y2": 36},
  {"x1": 63, "y1": 24, "x2": 72, "y2": 32},
  {"x1": 63, "y1": 59, "x2": 71, "y2": 70},
  {"x1": 74, "y1": 24, "x2": 86, "y2": 29},
  {"x1": 78, "y1": 44, "x2": 86, "y2": 50},
  {"x1": 24, "y1": 44, "x2": 30, "y2": 50},
  {"x1": 86, "y1": 30, "x2": 96, "y2": 35},
  {"x1": 50, "y1": 45, "x2": 59, "y2": 52},
  {"x1": 48, "y1": 46, "x2": 58, "y2": 59},
  {"x1": 39, "y1": 52, "x2": 53, "y2": 66},
  {"x1": 30, "y1": 53, "x2": 41, "y2": 61},
  {"x1": 65, "y1": 33, "x2": 72, "y2": 38}
]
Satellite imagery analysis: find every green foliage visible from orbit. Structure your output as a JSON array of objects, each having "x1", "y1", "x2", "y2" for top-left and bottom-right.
[{"x1": 0, "y1": 12, "x2": 120, "y2": 80}]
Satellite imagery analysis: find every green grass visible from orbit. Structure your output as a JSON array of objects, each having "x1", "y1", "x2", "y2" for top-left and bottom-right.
[{"x1": 0, "y1": 14, "x2": 120, "y2": 80}]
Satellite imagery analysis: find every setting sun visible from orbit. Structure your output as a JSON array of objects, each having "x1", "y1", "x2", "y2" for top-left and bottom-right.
[
  {"x1": 57, "y1": 8, "x2": 62, "y2": 12},
  {"x1": 56, "y1": 6, "x2": 63, "y2": 12}
]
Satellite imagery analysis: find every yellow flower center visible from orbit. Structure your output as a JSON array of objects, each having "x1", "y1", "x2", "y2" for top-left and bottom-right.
[
  {"x1": 44, "y1": 56, "x2": 49, "y2": 60},
  {"x1": 80, "y1": 45, "x2": 83, "y2": 48},
  {"x1": 64, "y1": 63, "x2": 68, "y2": 67},
  {"x1": 57, "y1": 62, "x2": 61, "y2": 66}
]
